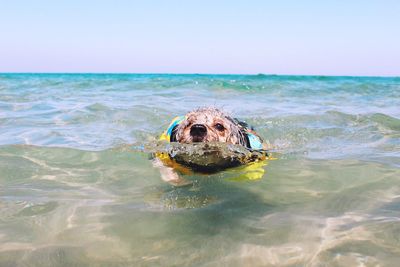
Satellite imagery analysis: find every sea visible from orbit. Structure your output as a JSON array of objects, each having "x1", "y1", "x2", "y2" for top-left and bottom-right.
[{"x1": 0, "y1": 73, "x2": 399, "y2": 266}]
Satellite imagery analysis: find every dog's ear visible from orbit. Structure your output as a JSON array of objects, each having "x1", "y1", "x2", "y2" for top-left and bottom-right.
[
  {"x1": 170, "y1": 125, "x2": 178, "y2": 142},
  {"x1": 240, "y1": 129, "x2": 251, "y2": 148},
  {"x1": 226, "y1": 116, "x2": 253, "y2": 148},
  {"x1": 234, "y1": 118, "x2": 253, "y2": 148}
]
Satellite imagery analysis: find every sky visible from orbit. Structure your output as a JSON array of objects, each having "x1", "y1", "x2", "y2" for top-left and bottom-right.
[{"x1": 0, "y1": 0, "x2": 399, "y2": 76}]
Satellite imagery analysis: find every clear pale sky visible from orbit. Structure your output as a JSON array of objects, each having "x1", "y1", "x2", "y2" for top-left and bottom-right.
[{"x1": 1, "y1": 1, "x2": 399, "y2": 76}]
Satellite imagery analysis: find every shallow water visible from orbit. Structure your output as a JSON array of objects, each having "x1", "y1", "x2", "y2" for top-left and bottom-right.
[{"x1": 1, "y1": 73, "x2": 400, "y2": 266}]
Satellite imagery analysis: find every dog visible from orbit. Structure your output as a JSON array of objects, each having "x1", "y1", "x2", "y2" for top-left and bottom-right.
[{"x1": 154, "y1": 107, "x2": 269, "y2": 186}]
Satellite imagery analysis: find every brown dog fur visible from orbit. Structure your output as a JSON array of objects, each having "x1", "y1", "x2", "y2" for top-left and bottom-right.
[{"x1": 173, "y1": 107, "x2": 248, "y2": 146}]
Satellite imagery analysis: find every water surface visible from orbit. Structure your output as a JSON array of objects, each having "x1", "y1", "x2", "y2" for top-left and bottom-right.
[{"x1": 1, "y1": 73, "x2": 400, "y2": 266}]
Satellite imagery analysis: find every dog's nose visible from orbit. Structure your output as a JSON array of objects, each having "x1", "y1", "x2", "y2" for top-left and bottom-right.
[{"x1": 190, "y1": 124, "x2": 207, "y2": 137}]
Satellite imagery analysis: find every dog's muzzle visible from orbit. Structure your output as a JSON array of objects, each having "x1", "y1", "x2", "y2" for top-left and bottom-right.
[{"x1": 190, "y1": 124, "x2": 207, "y2": 142}]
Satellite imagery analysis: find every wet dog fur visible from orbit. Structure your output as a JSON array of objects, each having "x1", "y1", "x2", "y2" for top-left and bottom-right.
[
  {"x1": 154, "y1": 107, "x2": 261, "y2": 186},
  {"x1": 172, "y1": 107, "x2": 249, "y2": 146}
]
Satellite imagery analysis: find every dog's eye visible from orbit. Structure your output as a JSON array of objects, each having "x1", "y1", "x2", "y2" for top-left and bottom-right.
[{"x1": 214, "y1": 123, "x2": 225, "y2": 131}]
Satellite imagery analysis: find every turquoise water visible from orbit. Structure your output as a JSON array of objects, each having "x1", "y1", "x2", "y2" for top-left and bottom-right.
[{"x1": 0, "y1": 73, "x2": 400, "y2": 266}]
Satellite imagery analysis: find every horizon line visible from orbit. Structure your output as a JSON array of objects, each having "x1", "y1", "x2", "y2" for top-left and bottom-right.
[{"x1": 0, "y1": 72, "x2": 399, "y2": 79}]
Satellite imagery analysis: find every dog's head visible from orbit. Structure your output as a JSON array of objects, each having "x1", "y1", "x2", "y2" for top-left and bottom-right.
[{"x1": 171, "y1": 107, "x2": 248, "y2": 146}]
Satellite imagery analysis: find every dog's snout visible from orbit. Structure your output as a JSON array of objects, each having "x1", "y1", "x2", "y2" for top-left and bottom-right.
[{"x1": 190, "y1": 124, "x2": 207, "y2": 137}]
